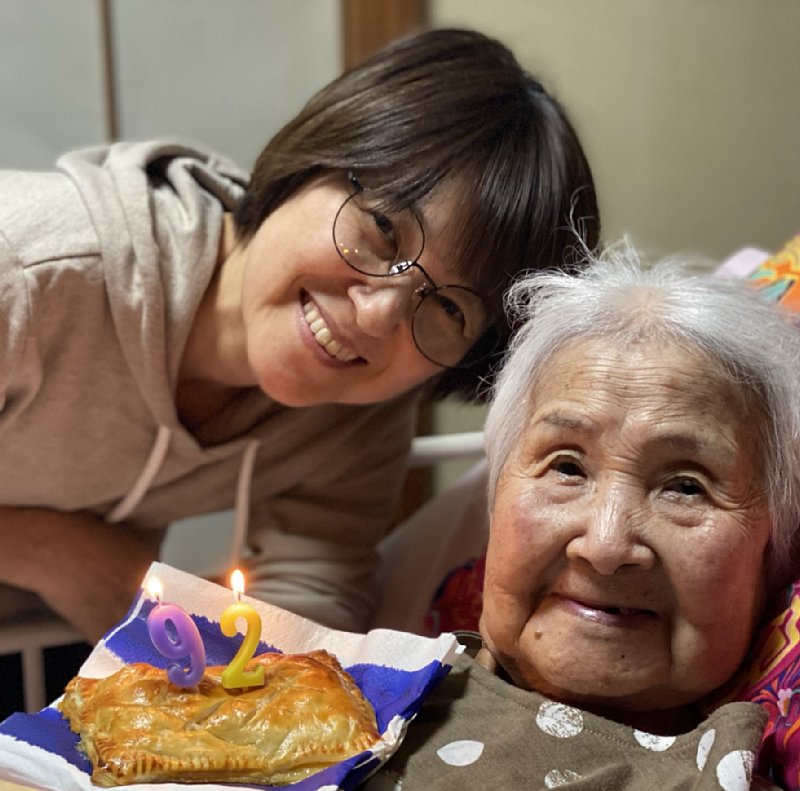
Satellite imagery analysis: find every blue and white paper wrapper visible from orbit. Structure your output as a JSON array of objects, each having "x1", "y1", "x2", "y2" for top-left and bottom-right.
[{"x1": 0, "y1": 562, "x2": 459, "y2": 791}]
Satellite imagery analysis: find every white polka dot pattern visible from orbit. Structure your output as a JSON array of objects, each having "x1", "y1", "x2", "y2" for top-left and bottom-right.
[
  {"x1": 696, "y1": 729, "x2": 716, "y2": 771},
  {"x1": 536, "y1": 702, "x2": 585, "y2": 738},
  {"x1": 436, "y1": 739, "x2": 485, "y2": 767},
  {"x1": 544, "y1": 768, "x2": 582, "y2": 787},
  {"x1": 632, "y1": 730, "x2": 676, "y2": 752},
  {"x1": 716, "y1": 750, "x2": 755, "y2": 791}
]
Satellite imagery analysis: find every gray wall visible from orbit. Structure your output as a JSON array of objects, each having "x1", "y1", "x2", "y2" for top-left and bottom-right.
[
  {"x1": 1, "y1": 0, "x2": 340, "y2": 172},
  {"x1": 1, "y1": 1, "x2": 107, "y2": 168}
]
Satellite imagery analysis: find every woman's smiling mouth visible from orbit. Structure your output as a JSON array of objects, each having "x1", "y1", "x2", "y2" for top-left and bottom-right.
[
  {"x1": 302, "y1": 297, "x2": 360, "y2": 363},
  {"x1": 556, "y1": 594, "x2": 657, "y2": 627}
]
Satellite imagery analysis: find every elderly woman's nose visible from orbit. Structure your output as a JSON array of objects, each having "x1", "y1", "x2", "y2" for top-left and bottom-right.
[
  {"x1": 566, "y1": 491, "x2": 655, "y2": 574},
  {"x1": 350, "y1": 280, "x2": 413, "y2": 337}
]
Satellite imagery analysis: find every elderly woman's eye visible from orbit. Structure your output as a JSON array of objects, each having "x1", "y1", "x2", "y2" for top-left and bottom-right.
[
  {"x1": 551, "y1": 457, "x2": 585, "y2": 479},
  {"x1": 665, "y1": 477, "x2": 706, "y2": 497}
]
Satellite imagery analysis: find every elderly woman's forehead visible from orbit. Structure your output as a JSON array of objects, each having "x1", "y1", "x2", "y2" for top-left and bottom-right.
[
  {"x1": 537, "y1": 334, "x2": 721, "y2": 382},
  {"x1": 526, "y1": 336, "x2": 759, "y2": 426}
]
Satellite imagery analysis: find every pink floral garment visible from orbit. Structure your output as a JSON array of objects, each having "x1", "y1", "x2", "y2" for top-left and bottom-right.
[{"x1": 724, "y1": 582, "x2": 800, "y2": 789}]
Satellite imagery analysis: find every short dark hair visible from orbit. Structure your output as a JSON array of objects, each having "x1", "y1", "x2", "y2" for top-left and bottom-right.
[{"x1": 234, "y1": 28, "x2": 600, "y2": 401}]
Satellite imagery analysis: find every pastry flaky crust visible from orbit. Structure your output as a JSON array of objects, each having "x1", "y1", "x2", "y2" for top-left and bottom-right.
[{"x1": 59, "y1": 649, "x2": 381, "y2": 787}]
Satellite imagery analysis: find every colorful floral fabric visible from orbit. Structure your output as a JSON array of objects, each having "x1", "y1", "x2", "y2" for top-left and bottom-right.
[
  {"x1": 425, "y1": 555, "x2": 485, "y2": 635},
  {"x1": 736, "y1": 234, "x2": 800, "y2": 788},
  {"x1": 747, "y1": 234, "x2": 800, "y2": 306},
  {"x1": 724, "y1": 583, "x2": 800, "y2": 790}
]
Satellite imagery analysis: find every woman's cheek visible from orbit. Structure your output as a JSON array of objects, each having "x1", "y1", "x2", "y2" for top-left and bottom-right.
[{"x1": 480, "y1": 580, "x2": 529, "y2": 659}]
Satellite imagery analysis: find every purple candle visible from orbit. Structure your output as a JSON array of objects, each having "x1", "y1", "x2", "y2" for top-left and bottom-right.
[{"x1": 145, "y1": 577, "x2": 206, "y2": 688}]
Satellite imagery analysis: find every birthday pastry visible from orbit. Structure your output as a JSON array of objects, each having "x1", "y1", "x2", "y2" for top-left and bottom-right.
[{"x1": 59, "y1": 649, "x2": 381, "y2": 787}]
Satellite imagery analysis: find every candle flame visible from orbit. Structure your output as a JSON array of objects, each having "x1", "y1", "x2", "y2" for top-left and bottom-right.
[
  {"x1": 230, "y1": 568, "x2": 245, "y2": 600},
  {"x1": 146, "y1": 576, "x2": 164, "y2": 603}
]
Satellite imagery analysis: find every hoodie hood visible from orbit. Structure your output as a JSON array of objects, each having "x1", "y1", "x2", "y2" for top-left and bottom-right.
[{"x1": 58, "y1": 141, "x2": 248, "y2": 428}]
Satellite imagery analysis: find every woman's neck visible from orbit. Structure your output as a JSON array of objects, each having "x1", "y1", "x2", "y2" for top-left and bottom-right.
[
  {"x1": 179, "y1": 214, "x2": 250, "y2": 389},
  {"x1": 475, "y1": 646, "x2": 702, "y2": 737},
  {"x1": 583, "y1": 700, "x2": 703, "y2": 737},
  {"x1": 176, "y1": 215, "x2": 253, "y2": 429}
]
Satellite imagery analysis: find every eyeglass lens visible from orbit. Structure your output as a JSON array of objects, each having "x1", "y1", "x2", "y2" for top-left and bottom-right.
[{"x1": 333, "y1": 190, "x2": 490, "y2": 367}]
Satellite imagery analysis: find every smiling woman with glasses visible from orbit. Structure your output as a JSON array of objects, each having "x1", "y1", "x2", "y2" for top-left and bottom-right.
[
  {"x1": 236, "y1": 27, "x2": 600, "y2": 401},
  {"x1": 0, "y1": 28, "x2": 600, "y2": 646}
]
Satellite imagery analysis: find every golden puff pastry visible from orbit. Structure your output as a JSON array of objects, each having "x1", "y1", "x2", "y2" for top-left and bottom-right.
[{"x1": 59, "y1": 649, "x2": 381, "y2": 787}]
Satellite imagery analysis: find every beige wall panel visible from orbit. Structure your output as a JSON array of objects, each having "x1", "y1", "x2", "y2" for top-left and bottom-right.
[{"x1": 432, "y1": 0, "x2": 800, "y2": 260}]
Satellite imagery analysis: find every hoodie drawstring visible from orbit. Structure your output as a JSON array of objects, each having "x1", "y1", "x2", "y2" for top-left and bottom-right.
[
  {"x1": 228, "y1": 439, "x2": 259, "y2": 569},
  {"x1": 108, "y1": 426, "x2": 172, "y2": 523},
  {"x1": 107, "y1": 428, "x2": 258, "y2": 574}
]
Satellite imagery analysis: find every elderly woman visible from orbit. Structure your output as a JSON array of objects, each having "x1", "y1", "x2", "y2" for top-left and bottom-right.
[{"x1": 366, "y1": 245, "x2": 800, "y2": 790}]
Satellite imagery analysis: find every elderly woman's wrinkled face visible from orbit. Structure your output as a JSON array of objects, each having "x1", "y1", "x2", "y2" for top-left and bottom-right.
[{"x1": 481, "y1": 338, "x2": 770, "y2": 721}]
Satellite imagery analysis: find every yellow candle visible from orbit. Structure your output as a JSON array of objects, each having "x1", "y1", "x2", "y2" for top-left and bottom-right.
[{"x1": 220, "y1": 569, "x2": 265, "y2": 690}]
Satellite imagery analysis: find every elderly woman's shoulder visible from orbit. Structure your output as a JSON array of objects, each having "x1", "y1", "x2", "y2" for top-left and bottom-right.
[{"x1": 365, "y1": 649, "x2": 775, "y2": 790}]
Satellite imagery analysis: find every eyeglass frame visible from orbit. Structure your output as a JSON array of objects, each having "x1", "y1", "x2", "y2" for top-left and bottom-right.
[{"x1": 332, "y1": 170, "x2": 497, "y2": 369}]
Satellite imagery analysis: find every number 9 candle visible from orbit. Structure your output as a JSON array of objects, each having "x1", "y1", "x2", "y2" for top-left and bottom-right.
[
  {"x1": 221, "y1": 569, "x2": 266, "y2": 690},
  {"x1": 145, "y1": 576, "x2": 206, "y2": 688}
]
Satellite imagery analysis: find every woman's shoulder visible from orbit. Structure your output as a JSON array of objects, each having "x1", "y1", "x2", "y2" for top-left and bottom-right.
[
  {"x1": 366, "y1": 651, "x2": 770, "y2": 790},
  {"x1": 56, "y1": 139, "x2": 248, "y2": 207},
  {"x1": 0, "y1": 168, "x2": 98, "y2": 270},
  {"x1": 0, "y1": 169, "x2": 103, "y2": 407}
]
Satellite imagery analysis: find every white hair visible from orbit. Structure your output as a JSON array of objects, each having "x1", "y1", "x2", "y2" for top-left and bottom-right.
[{"x1": 485, "y1": 240, "x2": 800, "y2": 591}]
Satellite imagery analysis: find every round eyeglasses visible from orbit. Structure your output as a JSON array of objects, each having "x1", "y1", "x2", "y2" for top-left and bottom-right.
[{"x1": 332, "y1": 173, "x2": 494, "y2": 368}]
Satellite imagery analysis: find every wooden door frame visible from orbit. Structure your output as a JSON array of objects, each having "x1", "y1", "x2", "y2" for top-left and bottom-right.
[{"x1": 341, "y1": 0, "x2": 425, "y2": 70}]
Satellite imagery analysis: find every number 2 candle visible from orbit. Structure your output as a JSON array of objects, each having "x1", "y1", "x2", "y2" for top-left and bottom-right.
[{"x1": 221, "y1": 569, "x2": 265, "y2": 689}]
